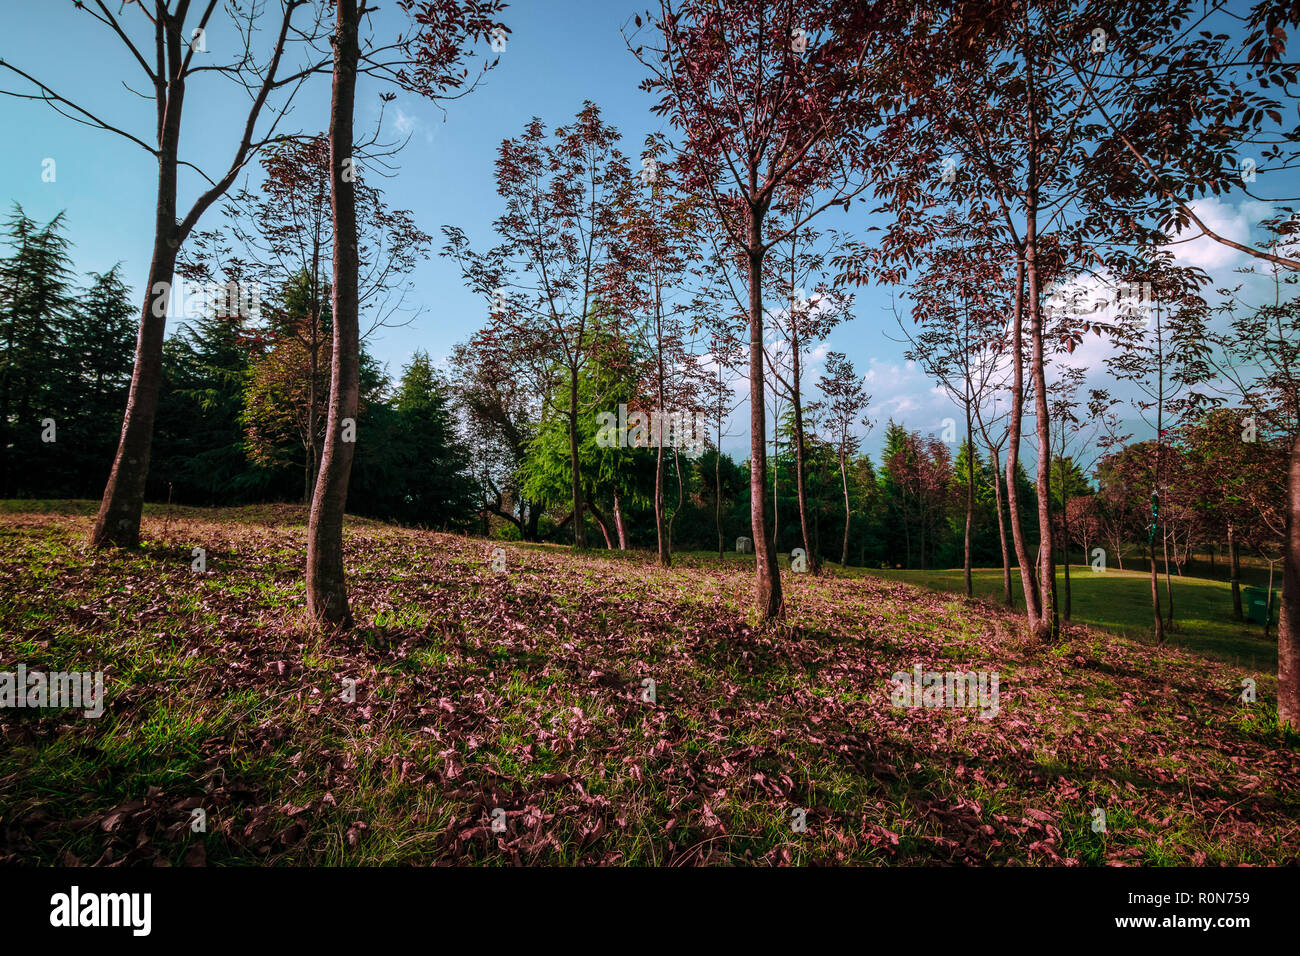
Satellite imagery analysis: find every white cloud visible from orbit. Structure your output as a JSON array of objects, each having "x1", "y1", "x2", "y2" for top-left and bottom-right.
[
  {"x1": 1163, "y1": 194, "x2": 1260, "y2": 271},
  {"x1": 391, "y1": 105, "x2": 435, "y2": 145}
]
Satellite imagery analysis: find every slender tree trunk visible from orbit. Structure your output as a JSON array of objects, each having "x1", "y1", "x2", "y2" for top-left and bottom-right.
[
  {"x1": 1062, "y1": 513, "x2": 1072, "y2": 621},
  {"x1": 305, "y1": 0, "x2": 360, "y2": 628},
  {"x1": 1022, "y1": 29, "x2": 1056, "y2": 641},
  {"x1": 587, "y1": 502, "x2": 613, "y2": 549},
  {"x1": 667, "y1": 446, "x2": 684, "y2": 555},
  {"x1": 790, "y1": 332, "x2": 818, "y2": 574},
  {"x1": 91, "y1": 121, "x2": 183, "y2": 548},
  {"x1": 772, "y1": 428, "x2": 779, "y2": 548},
  {"x1": 525, "y1": 502, "x2": 540, "y2": 543},
  {"x1": 1149, "y1": 535, "x2": 1165, "y2": 645},
  {"x1": 92, "y1": 230, "x2": 178, "y2": 548},
  {"x1": 613, "y1": 490, "x2": 627, "y2": 550},
  {"x1": 840, "y1": 447, "x2": 851, "y2": 567},
  {"x1": 305, "y1": 239, "x2": 322, "y2": 505},
  {"x1": 1230, "y1": 525, "x2": 1244, "y2": 620},
  {"x1": 747, "y1": 205, "x2": 781, "y2": 619},
  {"x1": 1026, "y1": 222, "x2": 1055, "y2": 640},
  {"x1": 963, "y1": 409, "x2": 974, "y2": 598},
  {"x1": 1279, "y1": 428, "x2": 1299, "y2": 727},
  {"x1": 1163, "y1": 523, "x2": 1175, "y2": 626},
  {"x1": 989, "y1": 442, "x2": 1013, "y2": 608},
  {"x1": 1004, "y1": 257, "x2": 1041, "y2": 623},
  {"x1": 305, "y1": 313, "x2": 319, "y2": 506},
  {"x1": 654, "y1": 325, "x2": 670, "y2": 564},
  {"x1": 716, "y1": 413, "x2": 724, "y2": 559},
  {"x1": 1265, "y1": 557, "x2": 1276, "y2": 641},
  {"x1": 569, "y1": 365, "x2": 585, "y2": 549},
  {"x1": 655, "y1": 437, "x2": 669, "y2": 561}
]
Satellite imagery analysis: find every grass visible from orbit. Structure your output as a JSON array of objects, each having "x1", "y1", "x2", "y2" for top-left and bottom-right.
[
  {"x1": 1, "y1": 500, "x2": 1297, "y2": 867},
  {"x1": 857, "y1": 565, "x2": 1278, "y2": 669}
]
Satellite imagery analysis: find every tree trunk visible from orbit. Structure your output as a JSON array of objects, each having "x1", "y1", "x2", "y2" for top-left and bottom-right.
[
  {"x1": 667, "y1": 446, "x2": 684, "y2": 555},
  {"x1": 716, "y1": 416, "x2": 724, "y2": 559},
  {"x1": 790, "y1": 332, "x2": 818, "y2": 575},
  {"x1": 989, "y1": 442, "x2": 1013, "y2": 608},
  {"x1": 840, "y1": 447, "x2": 851, "y2": 567},
  {"x1": 91, "y1": 69, "x2": 185, "y2": 549},
  {"x1": 1279, "y1": 430, "x2": 1299, "y2": 728},
  {"x1": 1004, "y1": 256, "x2": 1041, "y2": 623},
  {"x1": 963, "y1": 410, "x2": 973, "y2": 598},
  {"x1": 305, "y1": 303, "x2": 320, "y2": 505},
  {"x1": 1062, "y1": 517, "x2": 1072, "y2": 621},
  {"x1": 747, "y1": 206, "x2": 781, "y2": 619},
  {"x1": 1149, "y1": 536, "x2": 1164, "y2": 645},
  {"x1": 305, "y1": 0, "x2": 360, "y2": 629},
  {"x1": 525, "y1": 501, "x2": 540, "y2": 542},
  {"x1": 569, "y1": 365, "x2": 585, "y2": 549},
  {"x1": 586, "y1": 501, "x2": 613, "y2": 549},
  {"x1": 613, "y1": 490, "x2": 627, "y2": 550},
  {"x1": 1059, "y1": 457, "x2": 1071, "y2": 621},
  {"x1": 656, "y1": 416, "x2": 669, "y2": 566},
  {"x1": 1026, "y1": 222, "x2": 1055, "y2": 641},
  {"x1": 1230, "y1": 525, "x2": 1243, "y2": 620},
  {"x1": 1163, "y1": 523, "x2": 1175, "y2": 626},
  {"x1": 90, "y1": 236, "x2": 178, "y2": 547}
]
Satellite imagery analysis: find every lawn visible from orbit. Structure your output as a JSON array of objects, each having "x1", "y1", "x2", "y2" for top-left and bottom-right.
[
  {"x1": 1, "y1": 502, "x2": 1297, "y2": 866},
  {"x1": 858, "y1": 566, "x2": 1280, "y2": 671}
]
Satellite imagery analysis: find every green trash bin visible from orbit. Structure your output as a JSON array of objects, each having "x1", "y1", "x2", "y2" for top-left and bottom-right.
[{"x1": 1242, "y1": 587, "x2": 1280, "y2": 625}]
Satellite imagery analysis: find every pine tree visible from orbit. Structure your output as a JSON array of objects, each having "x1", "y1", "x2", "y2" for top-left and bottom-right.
[
  {"x1": 60, "y1": 266, "x2": 136, "y2": 496},
  {"x1": 0, "y1": 205, "x2": 75, "y2": 497},
  {"x1": 387, "y1": 351, "x2": 475, "y2": 529}
]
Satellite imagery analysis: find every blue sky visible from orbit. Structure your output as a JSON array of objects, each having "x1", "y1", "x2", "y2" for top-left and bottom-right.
[{"x1": 0, "y1": 1, "x2": 1291, "y2": 467}]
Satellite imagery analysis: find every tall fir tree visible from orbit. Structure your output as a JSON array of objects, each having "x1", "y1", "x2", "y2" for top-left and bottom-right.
[{"x1": 0, "y1": 205, "x2": 75, "y2": 497}]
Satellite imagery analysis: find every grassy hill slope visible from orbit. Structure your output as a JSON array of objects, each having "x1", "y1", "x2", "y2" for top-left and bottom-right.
[{"x1": 1, "y1": 502, "x2": 1296, "y2": 865}]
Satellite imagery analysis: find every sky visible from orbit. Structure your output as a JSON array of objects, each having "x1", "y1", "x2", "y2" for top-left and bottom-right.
[{"x1": 0, "y1": 0, "x2": 1292, "y2": 468}]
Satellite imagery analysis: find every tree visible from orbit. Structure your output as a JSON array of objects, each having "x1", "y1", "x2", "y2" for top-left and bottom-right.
[
  {"x1": 1180, "y1": 409, "x2": 1255, "y2": 619},
  {"x1": 881, "y1": 422, "x2": 954, "y2": 570},
  {"x1": 898, "y1": 210, "x2": 1009, "y2": 598},
  {"x1": 307, "y1": 0, "x2": 507, "y2": 628},
  {"x1": 153, "y1": 307, "x2": 267, "y2": 506},
  {"x1": 815, "y1": 351, "x2": 870, "y2": 567},
  {"x1": 1071, "y1": 0, "x2": 1300, "y2": 272},
  {"x1": 632, "y1": 0, "x2": 899, "y2": 618},
  {"x1": 1044, "y1": 363, "x2": 1119, "y2": 622},
  {"x1": 702, "y1": 329, "x2": 745, "y2": 558},
  {"x1": 241, "y1": 273, "x2": 333, "y2": 499},
  {"x1": 450, "y1": 340, "x2": 543, "y2": 540},
  {"x1": 2, "y1": 0, "x2": 334, "y2": 547},
  {"x1": 59, "y1": 266, "x2": 138, "y2": 496},
  {"x1": 763, "y1": 206, "x2": 852, "y2": 575},
  {"x1": 444, "y1": 103, "x2": 631, "y2": 550},
  {"x1": 1210, "y1": 266, "x2": 1300, "y2": 725},
  {"x1": 609, "y1": 135, "x2": 705, "y2": 565},
  {"x1": 1105, "y1": 255, "x2": 1212, "y2": 643},
  {"x1": 0, "y1": 206, "x2": 74, "y2": 498},
  {"x1": 388, "y1": 351, "x2": 475, "y2": 527},
  {"x1": 181, "y1": 134, "x2": 431, "y2": 502},
  {"x1": 307, "y1": 0, "x2": 364, "y2": 626}
]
